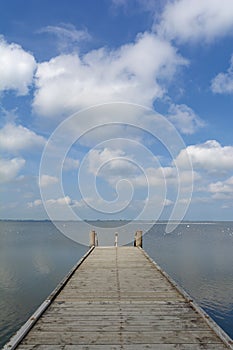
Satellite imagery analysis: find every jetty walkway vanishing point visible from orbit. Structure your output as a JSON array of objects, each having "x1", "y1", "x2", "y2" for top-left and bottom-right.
[{"x1": 4, "y1": 231, "x2": 233, "y2": 350}]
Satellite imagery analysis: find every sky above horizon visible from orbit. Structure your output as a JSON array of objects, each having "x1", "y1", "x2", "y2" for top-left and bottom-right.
[{"x1": 1, "y1": 0, "x2": 233, "y2": 222}]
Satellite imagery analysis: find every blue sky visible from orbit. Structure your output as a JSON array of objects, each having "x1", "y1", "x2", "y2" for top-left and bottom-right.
[{"x1": 1, "y1": 0, "x2": 233, "y2": 221}]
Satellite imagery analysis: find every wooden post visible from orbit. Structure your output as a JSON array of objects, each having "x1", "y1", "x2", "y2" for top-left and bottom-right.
[
  {"x1": 134, "y1": 230, "x2": 143, "y2": 248},
  {"x1": 89, "y1": 230, "x2": 96, "y2": 247}
]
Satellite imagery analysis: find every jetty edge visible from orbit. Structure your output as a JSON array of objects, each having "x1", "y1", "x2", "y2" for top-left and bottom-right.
[
  {"x1": 2, "y1": 246, "x2": 95, "y2": 350},
  {"x1": 3, "y1": 231, "x2": 233, "y2": 350}
]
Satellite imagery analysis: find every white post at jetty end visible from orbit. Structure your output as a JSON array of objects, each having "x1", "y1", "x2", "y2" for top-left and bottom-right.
[
  {"x1": 114, "y1": 232, "x2": 118, "y2": 247},
  {"x1": 134, "y1": 230, "x2": 143, "y2": 248},
  {"x1": 89, "y1": 230, "x2": 96, "y2": 247}
]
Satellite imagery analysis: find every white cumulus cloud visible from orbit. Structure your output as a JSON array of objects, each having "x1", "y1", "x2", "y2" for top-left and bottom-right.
[
  {"x1": 28, "y1": 199, "x2": 42, "y2": 208},
  {"x1": 208, "y1": 176, "x2": 233, "y2": 199},
  {"x1": 86, "y1": 146, "x2": 196, "y2": 189},
  {"x1": 0, "y1": 123, "x2": 46, "y2": 154},
  {"x1": 211, "y1": 55, "x2": 233, "y2": 94},
  {"x1": 0, "y1": 158, "x2": 25, "y2": 183},
  {"x1": 39, "y1": 175, "x2": 59, "y2": 188},
  {"x1": 28, "y1": 196, "x2": 73, "y2": 208},
  {"x1": 176, "y1": 140, "x2": 233, "y2": 172},
  {"x1": 44, "y1": 196, "x2": 72, "y2": 206},
  {"x1": 157, "y1": 0, "x2": 233, "y2": 42},
  {"x1": 132, "y1": 166, "x2": 196, "y2": 187},
  {"x1": 167, "y1": 104, "x2": 205, "y2": 134},
  {"x1": 0, "y1": 36, "x2": 36, "y2": 95},
  {"x1": 87, "y1": 148, "x2": 126, "y2": 174},
  {"x1": 33, "y1": 32, "x2": 186, "y2": 118},
  {"x1": 63, "y1": 157, "x2": 80, "y2": 171}
]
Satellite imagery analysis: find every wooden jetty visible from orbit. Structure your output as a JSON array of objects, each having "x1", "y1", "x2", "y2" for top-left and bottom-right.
[{"x1": 4, "y1": 232, "x2": 233, "y2": 349}]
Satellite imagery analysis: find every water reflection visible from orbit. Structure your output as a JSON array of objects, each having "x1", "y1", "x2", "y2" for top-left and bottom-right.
[
  {"x1": 0, "y1": 221, "x2": 87, "y2": 348},
  {"x1": 33, "y1": 252, "x2": 51, "y2": 275},
  {"x1": 144, "y1": 222, "x2": 233, "y2": 338},
  {"x1": 0, "y1": 220, "x2": 233, "y2": 348}
]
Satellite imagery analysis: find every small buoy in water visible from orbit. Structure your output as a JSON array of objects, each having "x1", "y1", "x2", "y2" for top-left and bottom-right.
[{"x1": 187, "y1": 224, "x2": 190, "y2": 228}]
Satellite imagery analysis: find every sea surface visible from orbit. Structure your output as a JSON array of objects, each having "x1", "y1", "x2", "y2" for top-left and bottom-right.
[{"x1": 0, "y1": 220, "x2": 233, "y2": 348}]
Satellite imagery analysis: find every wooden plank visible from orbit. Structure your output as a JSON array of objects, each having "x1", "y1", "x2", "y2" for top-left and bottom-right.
[
  {"x1": 6, "y1": 246, "x2": 231, "y2": 349},
  {"x1": 39, "y1": 315, "x2": 206, "y2": 322},
  {"x1": 19, "y1": 330, "x2": 223, "y2": 345},
  {"x1": 16, "y1": 345, "x2": 228, "y2": 350},
  {"x1": 43, "y1": 310, "x2": 199, "y2": 317},
  {"x1": 33, "y1": 323, "x2": 210, "y2": 332}
]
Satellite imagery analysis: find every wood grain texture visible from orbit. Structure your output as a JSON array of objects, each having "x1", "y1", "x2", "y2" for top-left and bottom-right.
[{"x1": 16, "y1": 247, "x2": 230, "y2": 349}]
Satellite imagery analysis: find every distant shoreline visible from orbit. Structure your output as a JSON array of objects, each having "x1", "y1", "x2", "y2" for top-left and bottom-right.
[{"x1": 0, "y1": 219, "x2": 233, "y2": 223}]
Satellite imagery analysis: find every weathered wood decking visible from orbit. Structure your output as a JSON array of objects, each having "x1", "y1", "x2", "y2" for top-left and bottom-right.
[{"x1": 5, "y1": 247, "x2": 233, "y2": 349}]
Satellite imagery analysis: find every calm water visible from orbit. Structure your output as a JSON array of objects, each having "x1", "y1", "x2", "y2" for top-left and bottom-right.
[{"x1": 0, "y1": 221, "x2": 233, "y2": 348}]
